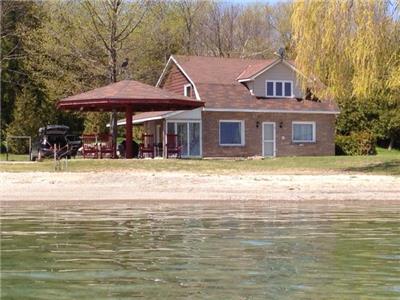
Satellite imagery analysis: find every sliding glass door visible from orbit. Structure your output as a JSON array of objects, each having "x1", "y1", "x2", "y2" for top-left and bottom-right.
[
  {"x1": 189, "y1": 123, "x2": 200, "y2": 156},
  {"x1": 167, "y1": 121, "x2": 201, "y2": 157},
  {"x1": 177, "y1": 122, "x2": 188, "y2": 156}
]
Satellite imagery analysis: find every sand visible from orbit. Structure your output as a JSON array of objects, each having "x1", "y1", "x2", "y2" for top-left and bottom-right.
[{"x1": 1, "y1": 171, "x2": 399, "y2": 202}]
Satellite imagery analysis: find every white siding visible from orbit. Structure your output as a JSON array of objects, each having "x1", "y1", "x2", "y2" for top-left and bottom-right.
[
  {"x1": 166, "y1": 107, "x2": 202, "y2": 120},
  {"x1": 252, "y1": 62, "x2": 303, "y2": 98}
]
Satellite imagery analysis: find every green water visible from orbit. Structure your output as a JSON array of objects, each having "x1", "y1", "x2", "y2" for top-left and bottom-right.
[{"x1": 1, "y1": 201, "x2": 400, "y2": 299}]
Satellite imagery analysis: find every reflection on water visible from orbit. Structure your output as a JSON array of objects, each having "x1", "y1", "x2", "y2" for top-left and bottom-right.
[{"x1": 1, "y1": 201, "x2": 400, "y2": 299}]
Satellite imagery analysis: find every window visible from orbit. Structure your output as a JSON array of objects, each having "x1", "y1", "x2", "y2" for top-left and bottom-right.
[
  {"x1": 184, "y1": 84, "x2": 192, "y2": 97},
  {"x1": 276, "y1": 82, "x2": 283, "y2": 96},
  {"x1": 167, "y1": 121, "x2": 201, "y2": 157},
  {"x1": 219, "y1": 120, "x2": 245, "y2": 146},
  {"x1": 292, "y1": 122, "x2": 316, "y2": 143},
  {"x1": 265, "y1": 81, "x2": 293, "y2": 97},
  {"x1": 284, "y1": 82, "x2": 292, "y2": 97},
  {"x1": 266, "y1": 82, "x2": 274, "y2": 96}
]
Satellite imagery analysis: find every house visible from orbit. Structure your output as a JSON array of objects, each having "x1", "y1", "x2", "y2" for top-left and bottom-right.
[{"x1": 125, "y1": 55, "x2": 339, "y2": 158}]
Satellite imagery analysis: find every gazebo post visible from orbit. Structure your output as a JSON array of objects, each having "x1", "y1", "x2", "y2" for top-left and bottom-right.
[{"x1": 125, "y1": 106, "x2": 133, "y2": 159}]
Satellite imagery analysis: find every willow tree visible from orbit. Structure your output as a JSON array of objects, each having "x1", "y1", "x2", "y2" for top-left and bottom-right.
[{"x1": 292, "y1": 0, "x2": 400, "y2": 148}]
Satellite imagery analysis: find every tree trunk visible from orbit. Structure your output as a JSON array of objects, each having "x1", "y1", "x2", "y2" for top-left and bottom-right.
[
  {"x1": 388, "y1": 136, "x2": 394, "y2": 151},
  {"x1": 109, "y1": 0, "x2": 119, "y2": 158}
]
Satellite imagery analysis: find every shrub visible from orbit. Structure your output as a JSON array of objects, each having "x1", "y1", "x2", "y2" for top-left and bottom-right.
[{"x1": 335, "y1": 131, "x2": 376, "y2": 156}]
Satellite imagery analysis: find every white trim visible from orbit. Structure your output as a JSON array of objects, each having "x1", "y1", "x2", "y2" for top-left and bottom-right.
[
  {"x1": 156, "y1": 57, "x2": 173, "y2": 87},
  {"x1": 292, "y1": 121, "x2": 316, "y2": 143},
  {"x1": 156, "y1": 56, "x2": 201, "y2": 100},
  {"x1": 107, "y1": 111, "x2": 185, "y2": 127},
  {"x1": 281, "y1": 60, "x2": 310, "y2": 82},
  {"x1": 265, "y1": 80, "x2": 294, "y2": 98},
  {"x1": 106, "y1": 116, "x2": 164, "y2": 127},
  {"x1": 204, "y1": 108, "x2": 340, "y2": 115},
  {"x1": 237, "y1": 59, "x2": 281, "y2": 82},
  {"x1": 166, "y1": 120, "x2": 202, "y2": 157},
  {"x1": 183, "y1": 83, "x2": 192, "y2": 97},
  {"x1": 262, "y1": 122, "x2": 276, "y2": 157},
  {"x1": 156, "y1": 125, "x2": 161, "y2": 144},
  {"x1": 129, "y1": 115, "x2": 163, "y2": 125},
  {"x1": 219, "y1": 120, "x2": 245, "y2": 147}
]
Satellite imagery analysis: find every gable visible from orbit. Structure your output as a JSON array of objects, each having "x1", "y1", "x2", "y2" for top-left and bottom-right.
[
  {"x1": 159, "y1": 64, "x2": 192, "y2": 97},
  {"x1": 251, "y1": 61, "x2": 303, "y2": 98}
]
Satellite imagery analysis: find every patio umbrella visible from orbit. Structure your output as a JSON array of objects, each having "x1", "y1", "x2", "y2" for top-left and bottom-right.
[{"x1": 57, "y1": 80, "x2": 204, "y2": 158}]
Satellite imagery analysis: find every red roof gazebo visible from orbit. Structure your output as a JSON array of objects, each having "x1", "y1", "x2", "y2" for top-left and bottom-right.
[{"x1": 57, "y1": 80, "x2": 204, "y2": 158}]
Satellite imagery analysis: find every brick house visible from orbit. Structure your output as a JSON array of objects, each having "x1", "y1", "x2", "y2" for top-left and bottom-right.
[{"x1": 125, "y1": 55, "x2": 339, "y2": 158}]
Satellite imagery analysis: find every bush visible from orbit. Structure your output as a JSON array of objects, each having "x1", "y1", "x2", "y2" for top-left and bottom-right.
[{"x1": 335, "y1": 131, "x2": 376, "y2": 156}]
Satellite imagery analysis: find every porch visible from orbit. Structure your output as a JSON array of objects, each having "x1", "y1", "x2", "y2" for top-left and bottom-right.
[{"x1": 113, "y1": 108, "x2": 202, "y2": 158}]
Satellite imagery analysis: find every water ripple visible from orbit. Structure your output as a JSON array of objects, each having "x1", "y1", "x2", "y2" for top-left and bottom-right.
[{"x1": 1, "y1": 201, "x2": 400, "y2": 299}]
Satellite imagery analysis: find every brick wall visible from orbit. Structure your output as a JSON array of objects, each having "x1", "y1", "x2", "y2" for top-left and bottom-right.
[{"x1": 202, "y1": 111, "x2": 336, "y2": 157}]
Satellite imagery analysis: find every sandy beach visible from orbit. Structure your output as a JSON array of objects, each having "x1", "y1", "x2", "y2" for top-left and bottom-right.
[{"x1": 1, "y1": 171, "x2": 399, "y2": 202}]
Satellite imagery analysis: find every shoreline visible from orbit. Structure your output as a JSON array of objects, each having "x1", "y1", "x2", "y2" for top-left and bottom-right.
[{"x1": 1, "y1": 171, "x2": 399, "y2": 202}]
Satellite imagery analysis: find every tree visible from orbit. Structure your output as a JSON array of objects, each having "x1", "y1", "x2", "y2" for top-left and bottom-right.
[
  {"x1": 176, "y1": 0, "x2": 206, "y2": 55},
  {"x1": 82, "y1": 0, "x2": 149, "y2": 148},
  {"x1": 1, "y1": 1, "x2": 58, "y2": 152},
  {"x1": 291, "y1": 0, "x2": 400, "y2": 149},
  {"x1": 1, "y1": 1, "x2": 43, "y2": 142}
]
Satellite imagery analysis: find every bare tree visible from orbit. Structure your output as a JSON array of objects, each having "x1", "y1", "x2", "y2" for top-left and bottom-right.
[
  {"x1": 198, "y1": 2, "x2": 274, "y2": 58},
  {"x1": 176, "y1": 0, "x2": 206, "y2": 54},
  {"x1": 82, "y1": 0, "x2": 150, "y2": 153}
]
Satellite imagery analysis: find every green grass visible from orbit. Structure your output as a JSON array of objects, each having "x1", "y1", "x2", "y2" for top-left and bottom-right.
[
  {"x1": 0, "y1": 153, "x2": 30, "y2": 161},
  {"x1": 0, "y1": 147, "x2": 399, "y2": 175}
]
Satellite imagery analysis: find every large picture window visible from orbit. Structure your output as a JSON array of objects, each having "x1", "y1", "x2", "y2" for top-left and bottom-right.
[
  {"x1": 266, "y1": 80, "x2": 293, "y2": 97},
  {"x1": 219, "y1": 120, "x2": 245, "y2": 146},
  {"x1": 292, "y1": 122, "x2": 316, "y2": 143}
]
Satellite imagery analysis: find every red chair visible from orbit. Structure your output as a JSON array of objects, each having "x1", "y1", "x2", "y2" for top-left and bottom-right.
[
  {"x1": 82, "y1": 134, "x2": 98, "y2": 159},
  {"x1": 98, "y1": 134, "x2": 114, "y2": 159},
  {"x1": 139, "y1": 134, "x2": 154, "y2": 158},
  {"x1": 166, "y1": 134, "x2": 182, "y2": 158}
]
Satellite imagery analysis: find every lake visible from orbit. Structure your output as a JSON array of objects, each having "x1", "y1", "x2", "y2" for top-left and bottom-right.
[{"x1": 1, "y1": 201, "x2": 399, "y2": 299}]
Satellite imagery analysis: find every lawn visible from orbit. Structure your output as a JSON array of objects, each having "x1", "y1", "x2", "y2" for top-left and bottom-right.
[
  {"x1": 0, "y1": 153, "x2": 30, "y2": 161},
  {"x1": 0, "y1": 147, "x2": 399, "y2": 175}
]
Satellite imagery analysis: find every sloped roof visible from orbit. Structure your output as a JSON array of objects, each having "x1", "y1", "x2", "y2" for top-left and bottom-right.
[
  {"x1": 168, "y1": 55, "x2": 339, "y2": 113},
  {"x1": 173, "y1": 55, "x2": 271, "y2": 84},
  {"x1": 236, "y1": 59, "x2": 296, "y2": 81},
  {"x1": 197, "y1": 83, "x2": 339, "y2": 112},
  {"x1": 58, "y1": 80, "x2": 204, "y2": 112}
]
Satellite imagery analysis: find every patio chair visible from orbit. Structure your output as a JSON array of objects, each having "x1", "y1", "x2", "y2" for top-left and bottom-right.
[
  {"x1": 166, "y1": 134, "x2": 182, "y2": 158},
  {"x1": 82, "y1": 134, "x2": 98, "y2": 159},
  {"x1": 139, "y1": 134, "x2": 154, "y2": 158},
  {"x1": 98, "y1": 133, "x2": 114, "y2": 159}
]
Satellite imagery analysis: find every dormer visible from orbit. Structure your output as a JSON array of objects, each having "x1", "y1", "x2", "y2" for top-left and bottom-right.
[{"x1": 237, "y1": 59, "x2": 304, "y2": 99}]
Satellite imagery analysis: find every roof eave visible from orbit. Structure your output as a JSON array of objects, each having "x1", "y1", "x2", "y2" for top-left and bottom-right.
[
  {"x1": 236, "y1": 58, "x2": 281, "y2": 82},
  {"x1": 203, "y1": 107, "x2": 340, "y2": 115},
  {"x1": 237, "y1": 78, "x2": 253, "y2": 83},
  {"x1": 57, "y1": 98, "x2": 204, "y2": 112}
]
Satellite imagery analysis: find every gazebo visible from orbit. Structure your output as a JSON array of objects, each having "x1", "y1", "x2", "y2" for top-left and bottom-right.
[{"x1": 57, "y1": 80, "x2": 204, "y2": 158}]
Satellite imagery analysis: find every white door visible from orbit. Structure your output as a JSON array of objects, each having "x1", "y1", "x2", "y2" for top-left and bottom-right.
[{"x1": 262, "y1": 122, "x2": 276, "y2": 157}]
